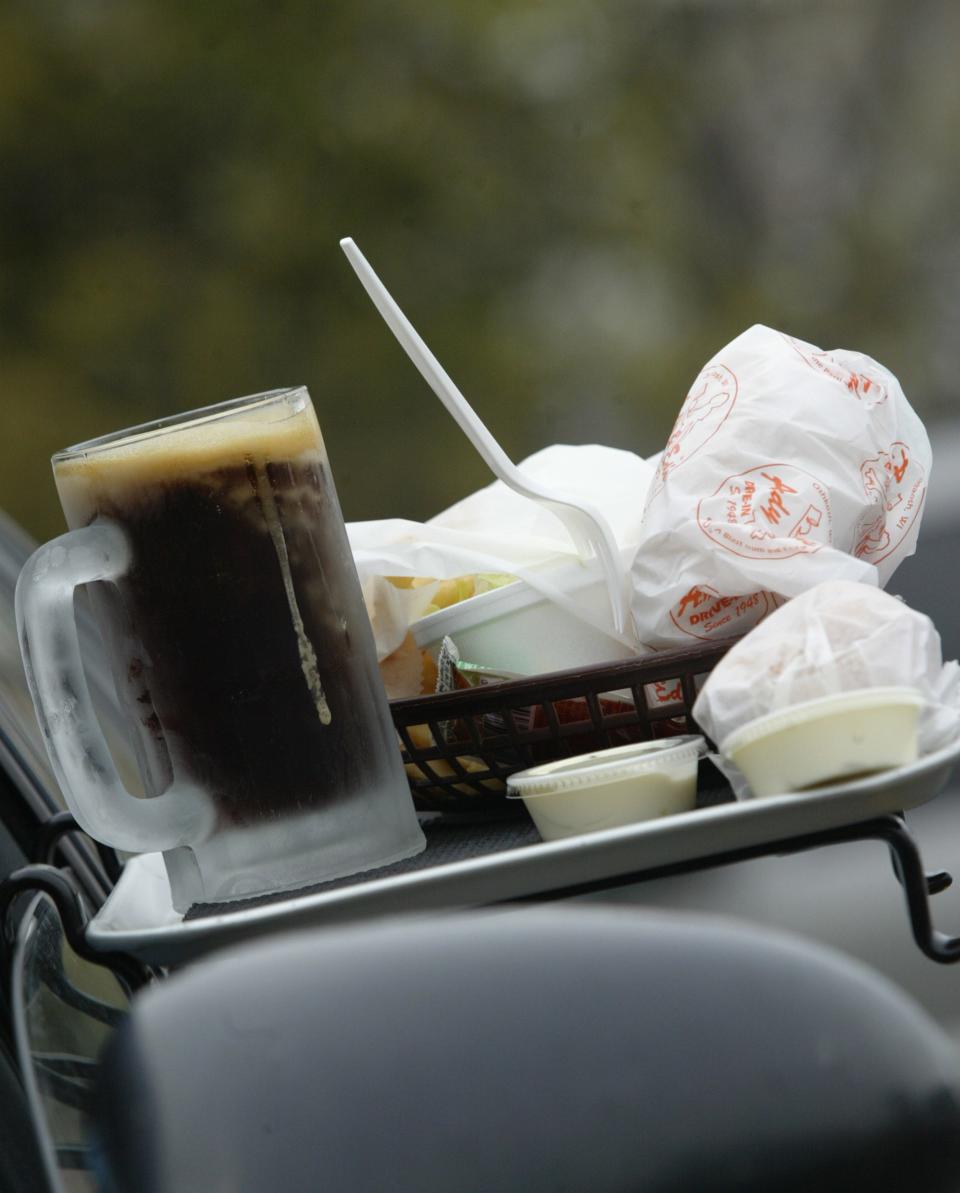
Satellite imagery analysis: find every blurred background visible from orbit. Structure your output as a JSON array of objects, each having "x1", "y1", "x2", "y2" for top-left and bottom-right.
[{"x1": 2, "y1": 0, "x2": 959, "y2": 542}]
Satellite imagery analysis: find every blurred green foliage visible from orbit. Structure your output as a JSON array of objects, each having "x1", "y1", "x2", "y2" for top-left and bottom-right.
[{"x1": 1, "y1": 0, "x2": 959, "y2": 540}]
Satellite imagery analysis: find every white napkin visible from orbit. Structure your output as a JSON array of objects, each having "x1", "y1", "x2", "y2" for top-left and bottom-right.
[{"x1": 349, "y1": 443, "x2": 656, "y2": 660}]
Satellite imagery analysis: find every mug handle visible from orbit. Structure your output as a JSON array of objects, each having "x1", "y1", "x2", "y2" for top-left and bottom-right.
[{"x1": 15, "y1": 521, "x2": 213, "y2": 854}]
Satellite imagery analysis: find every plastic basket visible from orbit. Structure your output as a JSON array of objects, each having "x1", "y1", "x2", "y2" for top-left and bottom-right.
[{"x1": 389, "y1": 640, "x2": 737, "y2": 812}]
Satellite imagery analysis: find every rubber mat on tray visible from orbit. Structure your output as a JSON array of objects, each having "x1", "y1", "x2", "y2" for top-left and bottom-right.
[{"x1": 184, "y1": 815, "x2": 542, "y2": 920}]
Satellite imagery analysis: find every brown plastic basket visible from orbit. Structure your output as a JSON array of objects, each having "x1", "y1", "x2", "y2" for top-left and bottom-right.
[{"x1": 389, "y1": 640, "x2": 738, "y2": 813}]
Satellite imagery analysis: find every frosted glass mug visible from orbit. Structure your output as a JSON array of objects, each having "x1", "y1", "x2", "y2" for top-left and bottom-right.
[{"x1": 16, "y1": 388, "x2": 424, "y2": 911}]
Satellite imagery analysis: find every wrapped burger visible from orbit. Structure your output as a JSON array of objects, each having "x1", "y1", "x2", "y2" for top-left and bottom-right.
[
  {"x1": 693, "y1": 580, "x2": 960, "y2": 797},
  {"x1": 629, "y1": 325, "x2": 931, "y2": 650}
]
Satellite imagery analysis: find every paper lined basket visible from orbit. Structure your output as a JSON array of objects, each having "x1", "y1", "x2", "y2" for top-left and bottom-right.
[{"x1": 389, "y1": 641, "x2": 737, "y2": 812}]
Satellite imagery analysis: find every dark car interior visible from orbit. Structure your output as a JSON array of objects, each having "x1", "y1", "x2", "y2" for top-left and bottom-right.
[{"x1": 93, "y1": 906, "x2": 960, "y2": 1193}]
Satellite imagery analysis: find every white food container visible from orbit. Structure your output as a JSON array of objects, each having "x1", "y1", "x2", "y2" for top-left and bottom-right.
[
  {"x1": 410, "y1": 563, "x2": 635, "y2": 674},
  {"x1": 720, "y1": 686, "x2": 924, "y2": 798},
  {"x1": 506, "y1": 736, "x2": 706, "y2": 841}
]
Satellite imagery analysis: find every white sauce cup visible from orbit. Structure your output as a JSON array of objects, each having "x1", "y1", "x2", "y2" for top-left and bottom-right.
[
  {"x1": 507, "y1": 736, "x2": 706, "y2": 841},
  {"x1": 720, "y1": 686, "x2": 924, "y2": 797}
]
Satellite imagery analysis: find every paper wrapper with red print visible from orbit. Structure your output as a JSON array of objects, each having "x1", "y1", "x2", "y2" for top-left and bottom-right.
[
  {"x1": 692, "y1": 581, "x2": 960, "y2": 762},
  {"x1": 629, "y1": 324, "x2": 930, "y2": 649}
]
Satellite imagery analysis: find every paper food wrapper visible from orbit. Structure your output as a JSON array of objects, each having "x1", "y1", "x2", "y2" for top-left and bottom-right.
[
  {"x1": 629, "y1": 325, "x2": 931, "y2": 650},
  {"x1": 349, "y1": 443, "x2": 656, "y2": 662},
  {"x1": 693, "y1": 581, "x2": 960, "y2": 761}
]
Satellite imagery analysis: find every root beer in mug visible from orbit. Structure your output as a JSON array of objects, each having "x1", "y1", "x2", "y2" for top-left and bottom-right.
[{"x1": 17, "y1": 388, "x2": 424, "y2": 911}]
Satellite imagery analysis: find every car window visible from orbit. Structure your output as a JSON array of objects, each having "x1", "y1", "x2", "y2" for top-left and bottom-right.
[
  {"x1": 12, "y1": 894, "x2": 130, "y2": 1193},
  {"x1": 0, "y1": 511, "x2": 58, "y2": 798}
]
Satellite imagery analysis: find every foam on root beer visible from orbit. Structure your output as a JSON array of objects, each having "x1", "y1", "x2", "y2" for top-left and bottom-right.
[{"x1": 54, "y1": 395, "x2": 326, "y2": 518}]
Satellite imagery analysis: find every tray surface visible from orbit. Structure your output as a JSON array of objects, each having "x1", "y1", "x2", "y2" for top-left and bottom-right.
[{"x1": 86, "y1": 736, "x2": 960, "y2": 967}]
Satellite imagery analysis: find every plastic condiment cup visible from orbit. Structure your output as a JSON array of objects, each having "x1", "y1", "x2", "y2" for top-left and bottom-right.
[
  {"x1": 506, "y1": 736, "x2": 706, "y2": 841},
  {"x1": 411, "y1": 562, "x2": 634, "y2": 675},
  {"x1": 720, "y1": 686, "x2": 924, "y2": 798}
]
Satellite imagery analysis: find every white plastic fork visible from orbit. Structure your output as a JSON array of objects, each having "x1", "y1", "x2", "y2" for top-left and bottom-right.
[{"x1": 339, "y1": 237, "x2": 630, "y2": 638}]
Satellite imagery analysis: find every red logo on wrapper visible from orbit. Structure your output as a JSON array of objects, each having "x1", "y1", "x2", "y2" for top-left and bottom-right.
[
  {"x1": 669, "y1": 584, "x2": 780, "y2": 641},
  {"x1": 653, "y1": 364, "x2": 738, "y2": 494},
  {"x1": 781, "y1": 334, "x2": 890, "y2": 409},
  {"x1": 697, "y1": 464, "x2": 832, "y2": 560},
  {"x1": 649, "y1": 678, "x2": 682, "y2": 704},
  {"x1": 854, "y1": 441, "x2": 926, "y2": 565},
  {"x1": 640, "y1": 682, "x2": 697, "y2": 748}
]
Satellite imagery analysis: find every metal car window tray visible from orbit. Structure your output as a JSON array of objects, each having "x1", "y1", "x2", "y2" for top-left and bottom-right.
[{"x1": 84, "y1": 737, "x2": 960, "y2": 967}]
